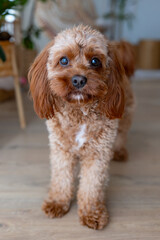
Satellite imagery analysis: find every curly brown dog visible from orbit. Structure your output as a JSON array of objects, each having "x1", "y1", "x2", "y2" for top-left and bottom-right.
[{"x1": 28, "y1": 25, "x2": 135, "y2": 230}]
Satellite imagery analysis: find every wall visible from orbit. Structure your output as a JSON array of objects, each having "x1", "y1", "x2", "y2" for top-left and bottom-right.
[
  {"x1": 22, "y1": 0, "x2": 160, "y2": 50},
  {"x1": 94, "y1": 0, "x2": 160, "y2": 43},
  {"x1": 123, "y1": 0, "x2": 160, "y2": 43}
]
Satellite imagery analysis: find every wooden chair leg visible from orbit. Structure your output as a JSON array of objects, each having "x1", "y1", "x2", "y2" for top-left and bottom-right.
[{"x1": 14, "y1": 75, "x2": 26, "y2": 129}]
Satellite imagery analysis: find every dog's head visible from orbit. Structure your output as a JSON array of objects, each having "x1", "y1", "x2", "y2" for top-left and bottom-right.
[{"x1": 28, "y1": 25, "x2": 125, "y2": 120}]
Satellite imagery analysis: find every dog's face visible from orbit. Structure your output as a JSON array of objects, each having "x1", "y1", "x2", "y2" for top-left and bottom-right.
[
  {"x1": 47, "y1": 26, "x2": 109, "y2": 104},
  {"x1": 28, "y1": 25, "x2": 125, "y2": 120}
]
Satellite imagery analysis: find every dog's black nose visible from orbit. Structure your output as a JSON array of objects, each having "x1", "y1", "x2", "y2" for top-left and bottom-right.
[{"x1": 72, "y1": 75, "x2": 87, "y2": 89}]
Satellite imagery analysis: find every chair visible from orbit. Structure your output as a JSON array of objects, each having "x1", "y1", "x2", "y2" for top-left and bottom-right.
[{"x1": 0, "y1": 41, "x2": 26, "y2": 129}]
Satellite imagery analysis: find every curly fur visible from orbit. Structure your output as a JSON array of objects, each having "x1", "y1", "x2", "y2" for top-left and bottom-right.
[{"x1": 28, "y1": 25, "x2": 135, "y2": 230}]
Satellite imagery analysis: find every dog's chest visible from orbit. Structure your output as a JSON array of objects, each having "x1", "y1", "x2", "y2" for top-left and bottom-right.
[
  {"x1": 46, "y1": 107, "x2": 117, "y2": 152},
  {"x1": 58, "y1": 111, "x2": 97, "y2": 148},
  {"x1": 75, "y1": 124, "x2": 87, "y2": 149}
]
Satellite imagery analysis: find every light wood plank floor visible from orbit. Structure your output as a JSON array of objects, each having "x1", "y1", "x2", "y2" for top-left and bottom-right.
[{"x1": 0, "y1": 80, "x2": 160, "y2": 240}]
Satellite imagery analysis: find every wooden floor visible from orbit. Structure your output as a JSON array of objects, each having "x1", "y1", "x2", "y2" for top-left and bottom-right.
[{"x1": 0, "y1": 80, "x2": 160, "y2": 240}]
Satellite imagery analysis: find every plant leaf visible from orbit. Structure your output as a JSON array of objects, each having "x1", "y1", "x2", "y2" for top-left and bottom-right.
[
  {"x1": 22, "y1": 36, "x2": 34, "y2": 49},
  {"x1": 0, "y1": 45, "x2": 6, "y2": 62}
]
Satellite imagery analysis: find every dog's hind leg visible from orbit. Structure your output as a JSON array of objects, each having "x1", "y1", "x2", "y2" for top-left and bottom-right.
[{"x1": 113, "y1": 85, "x2": 135, "y2": 162}]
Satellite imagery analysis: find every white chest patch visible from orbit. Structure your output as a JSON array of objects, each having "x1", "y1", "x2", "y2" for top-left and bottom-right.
[
  {"x1": 80, "y1": 107, "x2": 88, "y2": 116},
  {"x1": 75, "y1": 124, "x2": 86, "y2": 149}
]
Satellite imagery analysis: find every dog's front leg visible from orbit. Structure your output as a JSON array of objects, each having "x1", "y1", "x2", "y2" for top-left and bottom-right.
[
  {"x1": 42, "y1": 148, "x2": 75, "y2": 218},
  {"x1": 77, "y1": 152, "x2": 111, "y2": 230}
]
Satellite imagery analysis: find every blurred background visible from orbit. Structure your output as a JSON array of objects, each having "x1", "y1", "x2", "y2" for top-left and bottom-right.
[
  {"x1": 0, "y1": 1, "x2": 160, "y2": 239},
  {"x1": 1, "y1": 0, "x2": 160, "y2": 94}
]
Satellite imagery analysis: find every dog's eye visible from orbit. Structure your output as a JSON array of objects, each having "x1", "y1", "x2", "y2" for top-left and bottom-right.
[
  {"x1": 59, "y1": 57, "x2": 69, "y2": 66},
  {"x1": 91, "y1": 57, "x2": 101, "y2": 67}
]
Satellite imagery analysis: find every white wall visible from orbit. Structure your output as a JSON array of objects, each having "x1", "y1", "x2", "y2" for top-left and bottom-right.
[
  {"x1": 123, "y1": 0, "x2": 160, "y2": 43},
  {"x1": 93, "y1": 0, "x2": 109, "y2": 16},
  {"x1": 22, "y1": 0, "x2": 160, "y2": 50},
  {"x1": 94, "y1": 0, "x2": 160, "y2": 43}
]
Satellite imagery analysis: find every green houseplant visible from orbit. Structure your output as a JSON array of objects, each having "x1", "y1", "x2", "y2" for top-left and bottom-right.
[
  {"x1": 0, "y1": 45, "x2": 6, "y2": 61},
  {"x1": 0, "y1": 0, "x2": 27, "y2": 61},
  {"x1": 0, "y1": 0, "x2": 51, "y2": 61},
  {"x1": 104, "y1": 0, "x2": 136, "y2": 40}
]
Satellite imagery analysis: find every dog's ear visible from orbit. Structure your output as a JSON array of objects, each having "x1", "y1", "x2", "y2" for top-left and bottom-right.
[
  {"x1": 104, "y1": 43, "x2": 125, "y2": 119},
  {"x1": 117, "y1": 41, "x2": 135, "y2": 77},
  {"x1": 28, "y1": 41, "x2": 55, "y2": 119}
]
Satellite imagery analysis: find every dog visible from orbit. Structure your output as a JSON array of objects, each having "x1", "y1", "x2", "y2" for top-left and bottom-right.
[{"x1": 28, "y1": 25, "x2": 135, "y2": 230}]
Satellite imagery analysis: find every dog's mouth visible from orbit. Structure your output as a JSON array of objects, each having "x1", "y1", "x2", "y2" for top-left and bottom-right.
[{"x1": 65, "y1": 91, "x2": 92, "y2": 103}]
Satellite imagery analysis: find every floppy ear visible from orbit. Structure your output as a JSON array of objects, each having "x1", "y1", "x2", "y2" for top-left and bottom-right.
[
  {"x1": 117, "y1": 41, "x2": 135, "y2": 77},
  {"x1": 104, "y1": 43, "x2": 125, "y2": 119},
  {"x1": 28, "y1": 41, "x2": 55, "y2": 119}
]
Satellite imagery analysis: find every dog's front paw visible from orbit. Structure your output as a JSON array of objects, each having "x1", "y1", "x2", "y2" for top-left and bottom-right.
[
  {"x1": 79, "y1": 205, "x2": 109, "y2": 230},
  {"x1": 42, "y1": 200, "x2": 70, "y2": 218},
  {"x1": 113, "y1": 147, "x2": 128, "y2": 162}
]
